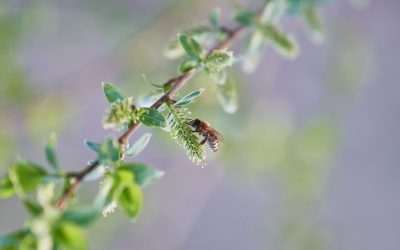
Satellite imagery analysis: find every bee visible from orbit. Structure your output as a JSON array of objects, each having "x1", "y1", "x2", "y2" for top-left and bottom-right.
[{"x1": 187, "y1": 119, "x2": 223, "y2": 152}]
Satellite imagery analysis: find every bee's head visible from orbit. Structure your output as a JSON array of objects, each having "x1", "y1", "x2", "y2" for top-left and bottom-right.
[{"x1": 188, "y1": 119, "x2": 201, "y2": 127}]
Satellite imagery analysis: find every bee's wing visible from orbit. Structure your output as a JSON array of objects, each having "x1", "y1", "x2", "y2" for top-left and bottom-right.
[{"x1": 211, "y1": 128, "x2": 224, "y2": 142}]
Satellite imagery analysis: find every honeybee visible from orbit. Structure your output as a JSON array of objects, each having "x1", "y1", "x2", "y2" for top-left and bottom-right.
[{"x1": 187, "y1": 119, "x2": 223, "y2": 152}]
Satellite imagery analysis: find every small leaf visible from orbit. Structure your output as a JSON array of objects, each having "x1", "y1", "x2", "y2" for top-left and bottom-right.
[
  {"x1": 120, "y1": 163, "x2": 164, "y2": 188},
  {"x1": 83, "y1": 165, "x2": 106, "y2": 181},
  {"x1": 258, "y1": 23, "x2": 299, "y2": 58},
  {"x1": 163, "y1": 82, "x2": 173, "y2": 93},
  {"x1": 235, "y1": 9, "x2": 256, "y2": 26},
  {"x1": 137, "y1": 108, "x2": 166, "y2": 127},
  {"x1": 54, "y1": 222, "x2": 86, "y2": 250},
  {"x1": 216, "y1": 77, "x2": 238, "y2": 114},
  {"x1": 62, "y1": 207, "x2": 100, "y2": 227},
  {"x1": 178, "y1": 58, "x2": 199, "y2": 73},
  {"x1": 45, "y1": 133, "x2": 59, "y2": 170},
  {"x1": 117, "y1": 181, "x2": 143, "y2": 222},
  {"x1": 175, "y1": 88, "x2": 205, "y2": 107},
  {"x1": 9, "y1": 161, "x2": 47, "y2": 193},
  {"x1": 102, "y1": 82, "x2": 124, "y2": 104},
  {"x1": 23, "y1": 200, "x2": 43, "y2": 216},
  {"x1": 84, "y1": 140, "x2": 100, "y2": 153},
  {"x1": 94, "y1": 175, "x2": 114, "y2": 209},
  {"x1": 259, "y1": 0, "x2": 287, "y2": 24},
  {"x1": 142, "y1": 74, "x2": 163, "y2": 89},
  {"x1": 0, "y1": 176, "x2": 15, "y2": 199},
  {"x1": 126, "y1": 133, "x2": 152, "y2": 158},
  {"x1": 98, "y1": 139, "x2": 120, "y2": 164},
  {"x1": 0, "y1": 230, "x2": 29, "y2": 249},
  {"x1": 209, "y1": 8, "x2": 221, "y2": 29},
  {"x1": 304, "y1": 6, "x2": 324, "y2": 43},
  {"x1": 204, "y1": 49, "x2": 234, "y2": 73},
  {"x1": 178, "y1": 34, "x2": 204, "y2": 59}
]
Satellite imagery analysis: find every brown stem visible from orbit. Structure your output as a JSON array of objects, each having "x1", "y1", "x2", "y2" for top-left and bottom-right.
[{"x1": 56, "y1": 6, "x2": 262, "y2": 210}]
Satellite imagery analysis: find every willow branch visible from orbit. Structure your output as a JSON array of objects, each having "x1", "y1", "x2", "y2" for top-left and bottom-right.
[{"x1": 56, "y1": 7, "x2": 259, "y2": 210}]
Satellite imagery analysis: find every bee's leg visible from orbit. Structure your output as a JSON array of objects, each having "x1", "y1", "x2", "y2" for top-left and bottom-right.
[{"x1": 200, "y1": 134, "x2": 208, "y2": 145}]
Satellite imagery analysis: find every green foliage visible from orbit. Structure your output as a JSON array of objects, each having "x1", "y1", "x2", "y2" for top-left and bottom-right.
[
  {"x1": 178, "y1": 58, "x2": 199, "y2": 73},
  {"x1": 126, "y1": 133, "x2": 152, "y2": 158},
  {"x1": 45, "y1": 133, "x2": 59, "y2": 171},
  {"x1": 53, "y1": 222, "x2": 86, "y2": 250},
  {"x1": 102, "y1": 169, "x2": 143, "y2": 222},
  {"x1": 235, "y1": 9, "x2": 257, "y2": 26},
  {"x1": 62, "y1": 206, "x2": 101, "y2": 227},
  {"x1": 0, "y1": 0, "x2": 331, "y2": 246},
  {"x1": 119, "y1": 163, "x2": 164, "y2": 188},
  {"x1": 84, "y1": 140, "x2": 100, "y2": 153},
  {"x1": 304, "y1": 6, "x2": 324, "y2": 42},
  {"x1": 8, "y1": 161, "x2": 47, "y2": 194},
  {"x1": 164, "y1": 26, "x2": 224, "y2": 59},
  {"x1": 166, "y1": 104, "x2": 206, "y2": 166},
  {"x1": 258, "y1": 23, "x2": 299, "y2": 58},
  {"x1": 178, "y1": 34, "x2": 205, "y2": 60},
  {"x1": 175, "y1": 89, "x2": 204, "y2": 107},
  {"x1": 0, "y1": 176, "x2": 15, "y2": 199},
  {"x1": 103, "y1": 97, "x2": 136, "y2": 131},
  {"x1": 204, "y1": 49, "x2": 234, "y2": 73},
  {"x1": 102, "y1": 82, "x2": 124, "y2": 104},
  {"x1": 97, "y1": 139, "x2": 120, "y2": 165},
  {"x1": 136, "y1": 108, "x2": 166, "y2": 127},
  {"x1": 209, "y1": 8, "x2": 221, "y2": 29}
]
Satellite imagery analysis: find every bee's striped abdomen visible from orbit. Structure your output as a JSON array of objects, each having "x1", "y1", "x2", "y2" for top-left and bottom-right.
[{"x1": 208, "y1": 136, "x2": 219, "y2": 152}]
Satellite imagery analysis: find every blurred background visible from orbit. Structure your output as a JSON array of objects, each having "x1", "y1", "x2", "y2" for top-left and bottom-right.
[{"x1": 1, "y1": 0, "x2": 399, "y2": 249}]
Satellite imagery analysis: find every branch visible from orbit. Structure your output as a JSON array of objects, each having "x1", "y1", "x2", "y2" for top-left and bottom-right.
[{"x1": 56, "y1": 8, "x2": 258, "y2": 210}]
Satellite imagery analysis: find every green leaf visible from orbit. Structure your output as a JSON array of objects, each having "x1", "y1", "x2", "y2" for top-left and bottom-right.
[
  {"x1": 84, "y1": 140, "x2": 100, "y2": 153},
  {"x1": 83, "y1": 165, "x2": 106, "y2": 181},
  {"x1": 137, "y1": 108, "x2": 166, "y2": 127},
  {"x1": 163, "y1": 82, "x2": 173, "y2": 93},
  {"x1": 0, "y1": 230, "x2": 29, "y2": 249},
  {"x1": 258, "y1": 24, "x2": 299, "y2": 58},
  {"x1": 178, "y1": 58, "x2": 199, "y2": 73},
  {"x1": 45, "y1": 133, "x2": 59, "y2": 170},
  {"x1": 216, "y1": 77, "x2": 238, "y2": 114},
  {"x1": 62, "y1": 206, "x2": 100, "y2": 227},
  {"x1": 102, "y1": 82, "x2": 124, "y2": 104},
  {"x1": 54, "y1": 222, "x2": 86, "y2": 250},
  {"x1": 304, "y1": 6, "x2": 324, "y2": 42},
  {"x1": 98, "y1": 139, "x2": 120, "y2": 164},
  {"x1": 117, "y1": 181, "x2": 143, "y2": 222},
  {"x1": 175, "y1": 88, "x2": 205, "y2": 107},
  {"x1": 94, "y1": 175, "x2": 114, "y2": 210},
  {"x1": 234, "y1": 9, "x2": 256, "y2": 26},
  {"x1": 204, "y1": 49, "x2": 234, "y2": 73},
  {"x1": 142, "y1": 74, "x2": 163, "y2": 89},
  {"x1": 209, "y1": 8, "x2": 221, "y2": 29},
  {"x1": 119, "y1": 163, "x2": 164, "y2": 188},
  {"x1": 126, "y1": 133, "x2": 152, "y2": 158},
  {"x1": 178, "y1": 34, "x2": 204, "y2": 59},
  {"x1": 9, "y1": 161, "x2": 47, "y2": 193},
  {"x1": 259, "y1": 0, "x2": 287, "y2": 24},
  {"x1": 23, "y1": 200, "x2": 43, "y2": 216},
  {"x1": 0, "y1": 176, "x2": 15, "y2": 199}
]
